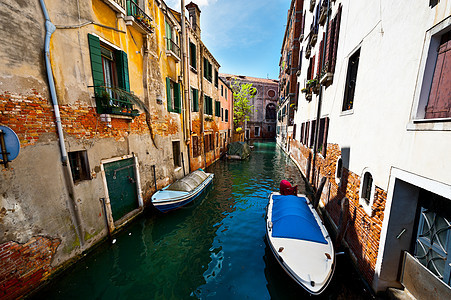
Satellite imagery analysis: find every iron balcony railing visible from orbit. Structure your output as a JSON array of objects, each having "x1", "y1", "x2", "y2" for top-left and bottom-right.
[
  {"x1": 94, "y1": 86, "x2": 140, "y2": 117},
  {"x1": 166, "y1": 38, "x2": 181, "y2": 59},
  {"x1": 126, "y1": 0, "x2": 153, "y2": 33}
]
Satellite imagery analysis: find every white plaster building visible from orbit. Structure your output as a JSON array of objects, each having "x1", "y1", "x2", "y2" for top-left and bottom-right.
[{"x1": 282, "y1": 0, "x2": 451, "y2": 297}]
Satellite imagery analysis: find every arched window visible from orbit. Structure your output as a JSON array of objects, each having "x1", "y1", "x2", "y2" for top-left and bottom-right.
[
  {"x1": 359, "y1": 168, "x2": 375, "y2": 215},
  {"x1": 266, "y1": 103, "x2": 276, "y2": 120},
  {"x1": 335, "y1": 156, "x2": 343, "y2": 185}
]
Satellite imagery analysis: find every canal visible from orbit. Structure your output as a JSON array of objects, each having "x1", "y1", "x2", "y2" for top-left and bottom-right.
[{"x1": 33, "y1": 142, "x2": 373, "y2": 299}]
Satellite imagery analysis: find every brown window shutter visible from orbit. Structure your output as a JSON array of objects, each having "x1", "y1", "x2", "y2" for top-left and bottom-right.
[
  {"x1": 331, "y1": 5, "x2": 342, "y2": 73},
  {"x1": 426, "y1": 32, "x2": 451, "y2": 119},
  {"x1": 311, "y1": 55, "x2": 316, "y2": 79},
  {"x1": 317, "y1": 35, "x2": 325, "y2": 77}
]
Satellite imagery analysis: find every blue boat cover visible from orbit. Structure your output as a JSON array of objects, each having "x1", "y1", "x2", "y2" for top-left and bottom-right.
[{"x1": 271, "y1": 195, "x2": 327, "y2": 244}]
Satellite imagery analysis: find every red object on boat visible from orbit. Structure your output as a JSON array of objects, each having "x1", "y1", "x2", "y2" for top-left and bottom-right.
[{"x1": 280, "y1": 180, "x2": 298, "y2": 195}]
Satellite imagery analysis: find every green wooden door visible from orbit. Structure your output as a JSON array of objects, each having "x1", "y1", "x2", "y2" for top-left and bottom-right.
[{"x1": 104, "y1": 158, "x2": 138, "y2": 221}]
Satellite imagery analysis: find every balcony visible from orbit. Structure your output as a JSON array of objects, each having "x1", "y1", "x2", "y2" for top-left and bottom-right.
[
  {"x1": 102, "y1": 0, "x2": 126, "y2": 14},
  {"x1": 124, "y1": 0, "x2": 154, "y2": 34},
  {"x1": 166, "y1": 38, "x2": 181, "y2": 61},
  {"x1": 94, "y1": 86, "x2": 140, "y2": 117}
]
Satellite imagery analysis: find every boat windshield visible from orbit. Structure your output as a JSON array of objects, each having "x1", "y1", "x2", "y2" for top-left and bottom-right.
[{"x1": 166, "y1": 170, "x2": 209, "y2": 192}]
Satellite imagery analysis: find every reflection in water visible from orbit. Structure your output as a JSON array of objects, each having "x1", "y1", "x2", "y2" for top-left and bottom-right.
[{"x1": 34, "y1": 142, "x2": 371, "y2": 299}]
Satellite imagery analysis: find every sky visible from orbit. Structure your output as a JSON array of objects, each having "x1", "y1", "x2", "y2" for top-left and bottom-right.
[{"x1": 165, "y1": 0, "x2": 289, "y2": 80}]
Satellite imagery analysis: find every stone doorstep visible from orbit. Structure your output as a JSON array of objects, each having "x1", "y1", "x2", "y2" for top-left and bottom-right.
[{"x1": 386, "y1": 287, "x2": 416, "y2": 300}]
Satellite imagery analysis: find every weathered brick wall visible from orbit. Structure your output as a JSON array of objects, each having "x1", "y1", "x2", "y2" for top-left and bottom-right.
[
  {"x1": 289, "y1": 139, "x2": 387, "y2": 284},
  {"x1": 0, "y1": 236, "x2": 60, "y2": 300},
  {"x1": 0, "y1": 91, "x2": 181, "y2": 148}
]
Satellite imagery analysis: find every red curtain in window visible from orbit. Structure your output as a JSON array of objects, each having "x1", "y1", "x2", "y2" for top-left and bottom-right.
[{"x1": 425, "y1": 32, "x2": 451, "y2": 119}]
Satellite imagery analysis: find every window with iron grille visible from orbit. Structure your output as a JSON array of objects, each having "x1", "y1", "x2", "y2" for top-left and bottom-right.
[
  {"x1": 225, "y1": 109, "x2": 229, "y2": 122},
  {"x1": 342, "y1": 48, "x2": 360, "y2": 111},
  {"x1": 69, "y1": 150, "x2": 91, "y2": 183},
  {"x1": 414, "y1": 190, "x2": 451, "y2": 286},
  {"x1": 361, "y1": 171, "x2": 373, "y2": 206},
  {"x1": 172, "y1": 141, "x2": 181, "y2": 168}
]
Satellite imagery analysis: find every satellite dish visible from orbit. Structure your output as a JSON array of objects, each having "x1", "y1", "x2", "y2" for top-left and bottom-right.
[{"x1": 0, "y1": 125, "x2": 20, "y2": 162}]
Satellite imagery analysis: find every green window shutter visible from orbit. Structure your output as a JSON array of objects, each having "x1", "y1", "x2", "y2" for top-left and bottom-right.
[
  {"x1": 209, "y1": 97, "x2": 213, "y2": 115},
  {"x1": 115, "y1": 50, "x2": 130, "y2": 92},
  {"x1": 166, "y1": 77, "x2": 172, "y2": 112},
  {"x1": 203, "y1": 58, "x2": 207, "y2": 78},
  {"x1": 165, "y1": 21, "x2": 172, "y2": 49},
  {"x1": 174, "y1": 82, "x2": 181, "y2": 113},
  {"x1": 215, "y1": 101, "x2": 221, "y2": 117},
  {"x1": 190, "y1": 42, "x2": 196, "y2": 69},
  {"x1": 87, "y1": 34, "x2": 104, "y2": 95},
  {"x1": 193, "y1": 89, "x2": 198, "y2": 112}
]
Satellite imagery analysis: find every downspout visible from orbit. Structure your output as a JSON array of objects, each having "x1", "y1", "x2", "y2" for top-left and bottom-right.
[
  {"x1": 200, "y1": 44, "x2": 207, "y2": 169},
  {"x1": 40, "y1": 0, "x2": 84, "y2": 246},
  {"x1": 180, "y1": 0, "x2": 192, "y2": 172},
  {"x1": 312, "y1": 0, "x2": 330, "y2": 190}
]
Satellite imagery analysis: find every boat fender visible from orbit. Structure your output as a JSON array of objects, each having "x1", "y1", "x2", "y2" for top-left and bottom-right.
[{"x1": 198, "y1": 168, "x2": 204, "y2": 172}]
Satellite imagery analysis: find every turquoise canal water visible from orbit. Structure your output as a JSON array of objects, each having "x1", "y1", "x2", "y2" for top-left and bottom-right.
[{"x1": 34, "y1": 142, "x2": 372, "y2": 299}]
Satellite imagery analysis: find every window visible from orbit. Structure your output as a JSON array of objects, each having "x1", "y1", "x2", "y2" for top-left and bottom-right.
[
  {"x1": 204, "y1": 134, "x2": 210, "y2": 152},
  {"x1": 221, "y1": 85, "x2": 224, "y2": 96},
  {"x1": 172, "y1": 141, "x2": 181, "y2": 168},
  {"x1": 335, "y1": 156, "x2": 343, "y2": 185},
  {"x1": 215, "y1": 101, "x2": 221, "y2": 117},
  {"x1": 216, "y1": 132, "x2": 219, "y2": 147},
  {"x1": 204, "y1": 95, "x2": 213, "y2": 115},
  {"x1": 268, "y1": 89, "x2": 276, "y2": 98},
  {"x1": 323, "y1": 4, "x2": 342, "y2": 78},
  {"x1": 268, "y1": 125, "x2": 271, "y2": 132},
  {"x1": 292, "y1": 124, "x2": 296, "y2": 140},
  {"x1": 300, "y1": 123, "x2": 305, "y2": 143},
  {"x1": 342, "y1": 48, "x2": 360, "y2": 111},
  {"x1": 165, "y1": 21, "x2": 180, "y2": 59},
  {"x1": 225, "y1": 109, "x2": 229, "y2": 122},
  {"x1": 359, "y1": 169, "x2": 375, "y2": 215},
  {"x1": 166, "y1": 77, "x2": 181, "y2": 113},
  {"x1": 88, "y1": 34, "x2": 134, "y2": 116},
  {"x1": 309, "y1": 120, "x2": 316, "y2": 148},
  {"x1": 189, "y1": 41, "x2": 197, "y2": 69},
  {"x1": 424, "y1": 31, "x2": 451, "y2": 119},
  {"x1": 191, "y1": 87, "x2": 199, "y2": 112},
  {"x1": 255, "y1": 126, "x2": 260, "y2": 137},
  {"x1": 69, "y1": 150, "x2": 91, "y2": 183},
  {"x1": 203, "y1": 58, "x2": 212, "y2": 81},
  {"x1": 266, "y1": 103, "x2": 276, "y2": 120},
  {"x1": 409, "y1": 21, "x2": 451, "y2": 130},
  {"x1": 414, "y1": 190, "x2": 451, "y2": 285},
  {"x1": 317, "y1": 117, "x2": 329, "y2": 157},
  {"x1": 221, "y1": 108, "x2": 224, "y2": 121},
  {"x1": 192, "y1": 136, "x2": 200, "y2": 157}
]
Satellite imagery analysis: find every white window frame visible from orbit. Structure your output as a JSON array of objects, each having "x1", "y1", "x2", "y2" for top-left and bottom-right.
[
  {"x1": 359, "y1": 168, "x2": 376, "y2": 216},
  {"x1": 408, "y1": 17, "x2": 451, "y2": 131}
]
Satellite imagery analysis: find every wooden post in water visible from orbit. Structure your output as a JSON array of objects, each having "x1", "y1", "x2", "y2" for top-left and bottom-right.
[
  {"x1": 313, "y1": 176, "x2": 327, "y2": 209},
  {"x1": 336, "y1": 197, "x2": 349, "y2": 248}
]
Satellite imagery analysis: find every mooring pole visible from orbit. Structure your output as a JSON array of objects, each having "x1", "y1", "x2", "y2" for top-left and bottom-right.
[
  {"x1": 336, "y1": 197, "x2": 350, "y2": 248},
  {"x1": 181, "y1": 152, "x2": 186, "y2": 176},
  {"x1": 153, "y1": 165, "x2": 157, "y2": 191}
]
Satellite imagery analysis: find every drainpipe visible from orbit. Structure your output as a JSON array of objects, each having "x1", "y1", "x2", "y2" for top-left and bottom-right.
[
  {"x1": 39, "y1": 0, "x2": 84, "y2": 246},
  {"x1": 180, "y1": 0, "x2": 192, "y2": 172},
  {"x1": 312, "y1": 0, "x2": 331, "y2": 187}
]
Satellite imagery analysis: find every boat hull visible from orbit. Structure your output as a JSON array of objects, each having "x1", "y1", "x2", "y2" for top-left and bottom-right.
[
  {"x1": 265, "y1": 192, "x2": 335, "y2": 295},
  {"x1": 151, "y1": 173, "x2": 214, "y2": 213}
]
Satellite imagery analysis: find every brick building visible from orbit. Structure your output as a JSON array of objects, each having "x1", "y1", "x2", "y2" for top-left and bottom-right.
[
  {"x1": 220, "y1": 74, "x2": 278, "y2": 141},
  {"x1": 0, "y1": 0, "x2": 225, "y2": 298},
  {"x1": 277, "y1": 0, "x2": 304, "y2": 149},
  {"x1": 279, "y1": 0, "x2": 451, "y2": 297}
]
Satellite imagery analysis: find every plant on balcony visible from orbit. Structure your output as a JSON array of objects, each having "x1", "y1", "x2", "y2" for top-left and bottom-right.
[{"x1": 301, "y1": 88, "x2": 308, "y2": 94}]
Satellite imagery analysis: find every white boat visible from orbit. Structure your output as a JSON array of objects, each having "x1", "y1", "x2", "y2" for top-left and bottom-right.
[
  {"x1": 151, "y1": 169, "x2": 214, "y2": 213},
  {"x1": 265, "y1": 192, "x2": 335, "y2": 295}
]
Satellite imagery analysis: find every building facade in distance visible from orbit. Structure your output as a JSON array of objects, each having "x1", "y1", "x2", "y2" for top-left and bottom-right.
[{"x1": 221, "y1": 74, "x2": 278, "y2": 141}]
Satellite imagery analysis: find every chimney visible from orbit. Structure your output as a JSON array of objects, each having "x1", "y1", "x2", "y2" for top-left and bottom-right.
[{"x1": 186, "y1": 2, "x2": 201, "y2": 37}]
